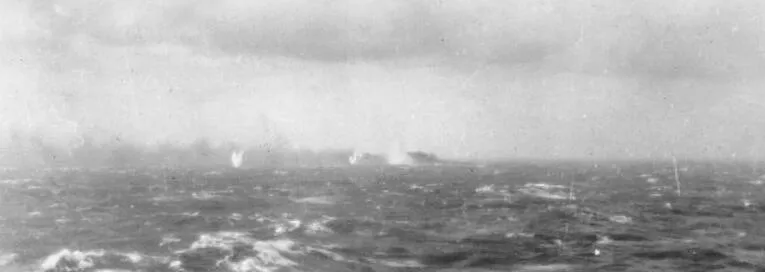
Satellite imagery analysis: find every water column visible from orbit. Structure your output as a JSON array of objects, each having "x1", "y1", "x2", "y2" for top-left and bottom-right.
[{"x1": 231, "y1": 149, "x2": 244, "y2": 168}]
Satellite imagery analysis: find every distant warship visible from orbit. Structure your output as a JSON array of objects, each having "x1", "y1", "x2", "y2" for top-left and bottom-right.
[{"x1": 348, "y1": 150, "x2": 443, "y2": 166}]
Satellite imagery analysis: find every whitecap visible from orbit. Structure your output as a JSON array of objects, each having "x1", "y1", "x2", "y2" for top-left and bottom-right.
[
  {"x1": 274, "y1": 219, "x2": 302, "y2": 235},
  {"x1": 514, "y1": 264, "x2": 576, "y2": 271},
  {"x1": 203, "y1": 171, "x2": 222, "y2": 176},
  {"x1": 371, "y1": 259, "x2": 424, "y2": 268},
  {"x1": 408, "y1": 184, "x2": 426, "y2": 190},
  {"x1": 191, "y1": 191, "x2": 218, "y2": 200},
  {"x1": 524, "y1": 183, "x2": 567, "y2": 190},
  {"x1": 518, "y1": 187, "x2": 569, "y2": 200},
  {"x1": 0, "y1": 179, "x2": 32, "y2": 185},
  {"x1": 160, "y1": 234, "x2": 182, "y2": 247},
  {"x1": 0, "y1": 252, "x2": 17, "y2": 266},
  {"x1": 303, "y1": 216, "x2": 336, "y2": 235},
  {"x1": 37, "y1": 248, "x2": 172, "y2": 272},
  {"x1": 229, "y1": 213, "x2": 243, "y2": 221},
  {"x1": 121, "y1": 252, "x2": 143, "y2": 263},
  {"x1": 181, "y1": 211, "x2": 200, "y2": 217},
  {"x1": 40, "y1": 249, "x2": 105, "y2": 271},
  {"x1": 608, "y1": 215, "x2": 633, "y2": 224},
  {"x1": 291, "y1": 196, "x2": 335, "y2": 205},
  {"x1": 176, "y1": 231, "x2": 301, "y2": 272},
  {"x1": 151, "y1": 195, "x2": 183, "y2": 202},
  {"x1": 475, "y1": 184, "x2": 495, "y2": 193}
]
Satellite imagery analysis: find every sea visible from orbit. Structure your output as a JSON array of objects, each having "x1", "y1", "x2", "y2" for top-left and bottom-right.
[{"x1": 0, "y1": 161, "x2": 763, "y2": 271}]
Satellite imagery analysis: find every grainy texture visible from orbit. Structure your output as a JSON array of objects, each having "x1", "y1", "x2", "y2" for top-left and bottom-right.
[{"x1": 0, "y1": 162, "x2": 763, "y2": 271}]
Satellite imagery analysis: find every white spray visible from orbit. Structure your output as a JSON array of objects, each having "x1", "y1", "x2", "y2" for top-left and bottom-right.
[
  {"x1": 348, "y1": 151, "x2": 364, "y2": 165},
  {"x1": 231, "y1": 150, "x2": 244, "y2": 168},
  {"x1": 386, "y1": 141, "x2": 414, "y2": 165}
]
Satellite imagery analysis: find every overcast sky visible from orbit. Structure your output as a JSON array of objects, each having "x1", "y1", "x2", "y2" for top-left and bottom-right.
[{"x1": 1, "y1": 0, "x2": 764, "y2": 160}]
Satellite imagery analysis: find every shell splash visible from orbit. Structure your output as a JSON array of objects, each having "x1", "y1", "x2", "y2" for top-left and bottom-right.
[{"x1": 230, "y1": 150, "x2": 244, "y2": 168}]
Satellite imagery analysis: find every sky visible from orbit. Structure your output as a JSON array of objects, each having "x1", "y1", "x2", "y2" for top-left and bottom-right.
[{"x1": 1, "y1": 0, "x2": 765, "y2": 160}]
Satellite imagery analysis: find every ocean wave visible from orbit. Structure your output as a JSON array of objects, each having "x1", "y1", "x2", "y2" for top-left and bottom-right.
[{"x1": 36, "y1": 248, "x2": 169, "y2": 272}]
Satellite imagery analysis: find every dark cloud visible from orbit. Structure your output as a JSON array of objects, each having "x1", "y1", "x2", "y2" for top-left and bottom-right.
[
  {"x1": 24, "y1": 0, "x2": 765, "y2": 81},
  {"x1": 206, "y1": 0, "x2": 447, "y2": 61},
  {"x1": 4, "y1": 0, "x2": 765, "y2": 160},
  {"x1": 624, "y1": 10, "x2": 765, "y2": 81},
  {"x1": 28, "y1": 0, "x2": 447, "y2": 61}
]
